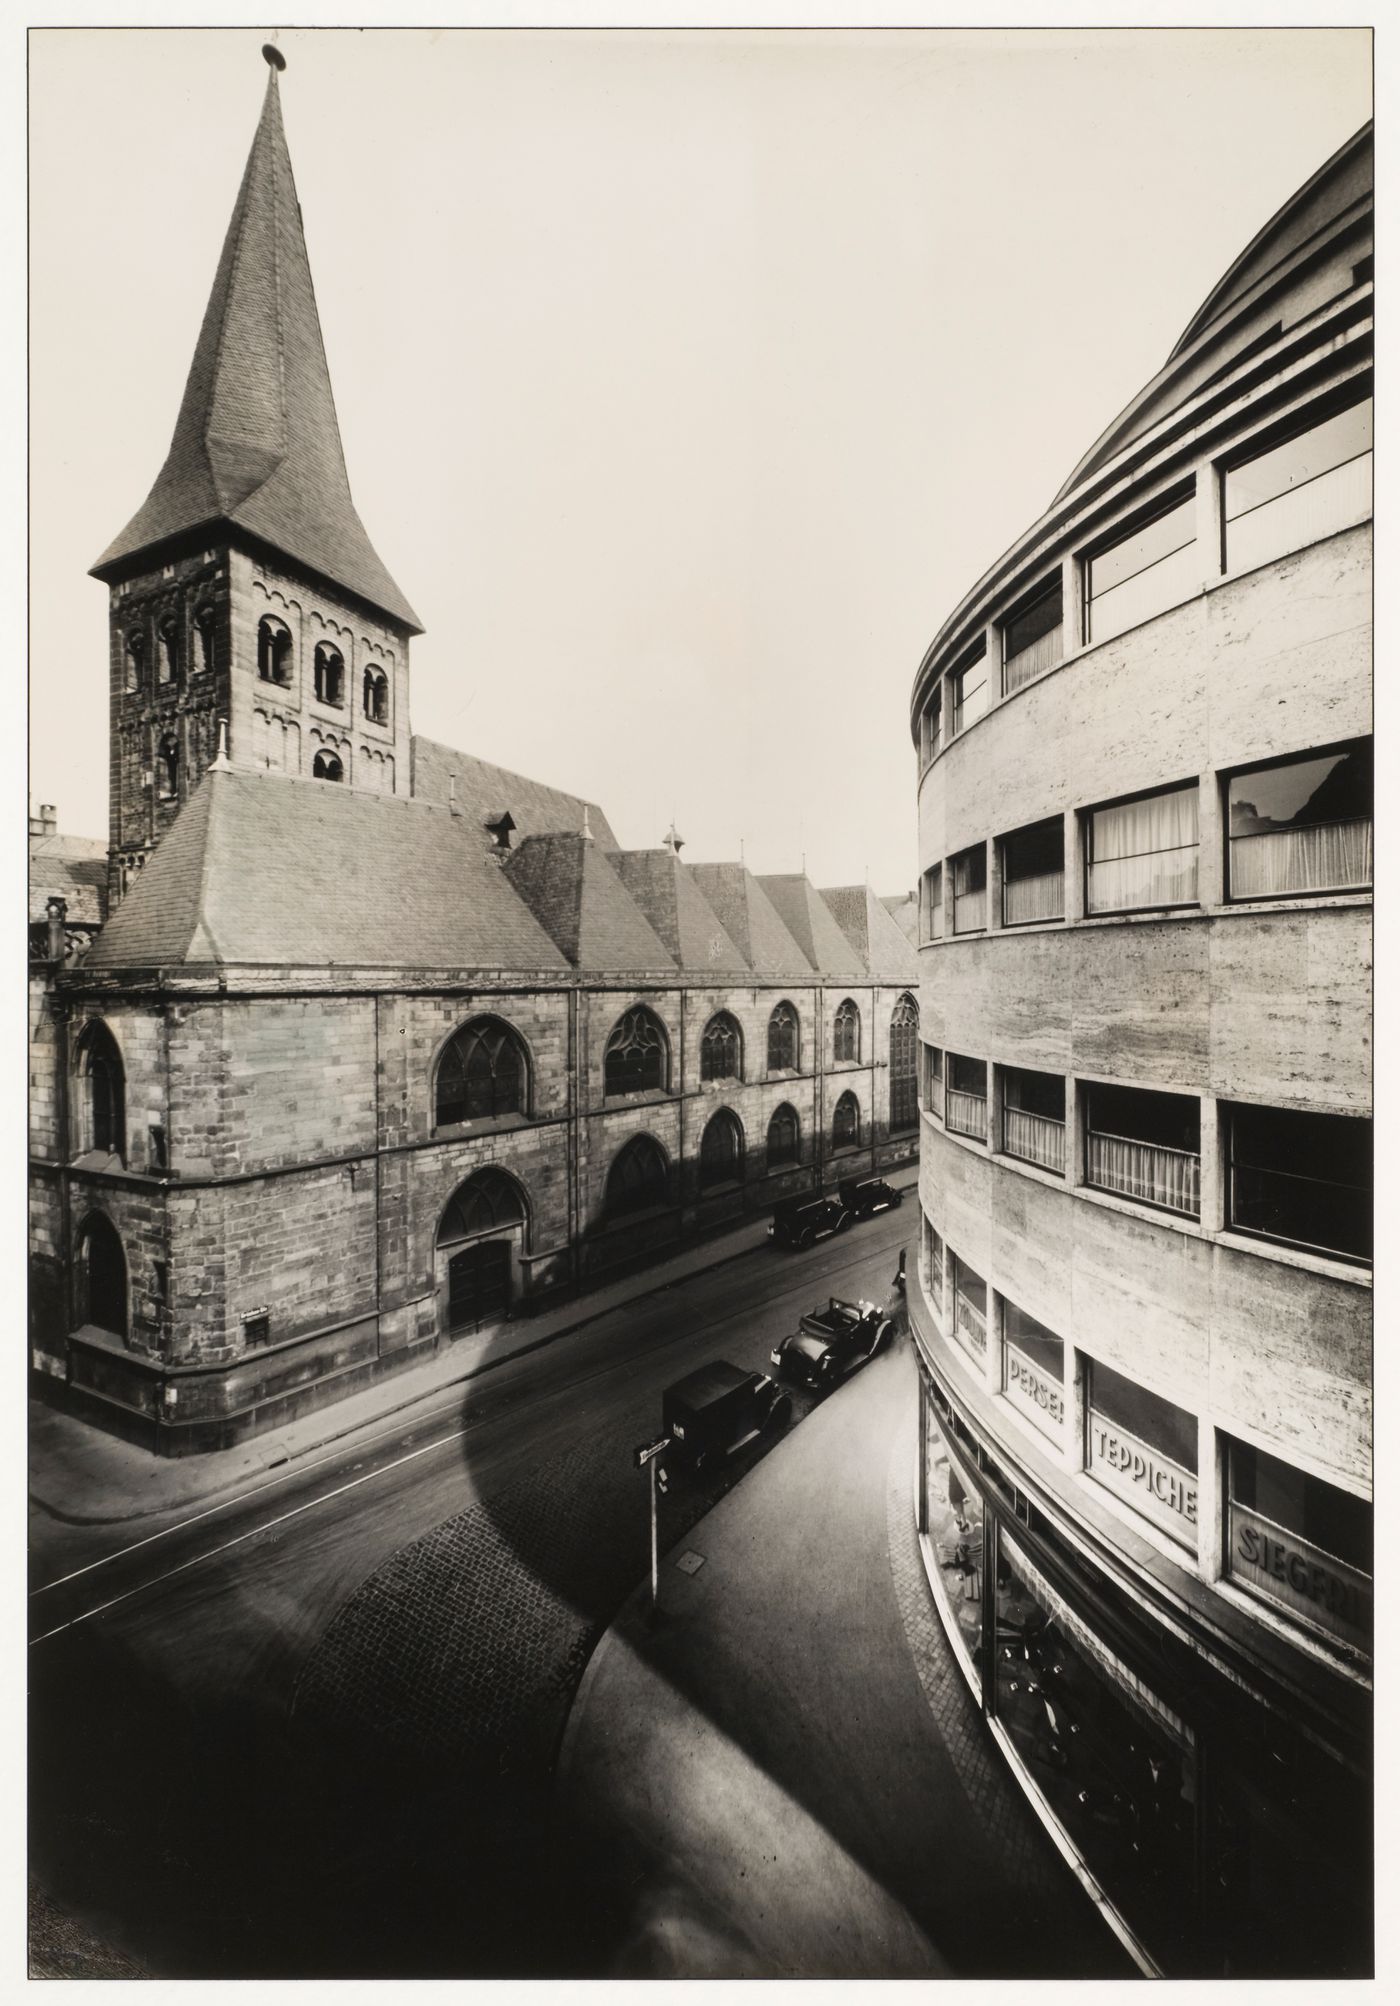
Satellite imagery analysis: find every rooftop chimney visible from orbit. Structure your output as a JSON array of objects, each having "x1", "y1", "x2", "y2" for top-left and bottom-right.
[
  {"x1": 29, "y1": 803, "x2": 58, "y2": 839},
  {"x1": 45, "y1": 895, "x2": 67, "y2": 964}
]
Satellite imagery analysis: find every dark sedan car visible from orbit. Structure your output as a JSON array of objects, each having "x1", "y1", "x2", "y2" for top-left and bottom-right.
[
  {"x1": 837, "y1": 1175, "x2": 903, "y2": 1221},
  {"x1": 770, "y1": 1295, "x2": 894, "y2": 1390},
  {"x1": 767, "y1": 1193, "x2": 849, "y2": 1250}
]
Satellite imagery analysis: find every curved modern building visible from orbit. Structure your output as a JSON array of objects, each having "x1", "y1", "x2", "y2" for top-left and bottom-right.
[{"x1": 908, "y1": 128, "x2": 1372, "y2": 1977}]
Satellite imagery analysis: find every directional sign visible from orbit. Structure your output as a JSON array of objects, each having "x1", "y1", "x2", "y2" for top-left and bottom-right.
[{"x1": 633, "y1": 1436, "x2": 670, "y2": 1468}]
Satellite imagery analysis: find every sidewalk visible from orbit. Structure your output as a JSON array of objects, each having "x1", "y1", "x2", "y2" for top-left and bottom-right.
[
  {"x1": 551, "y1": 1335, "x2": 1129, "y2": 1980},
  {"x1": 29, "y1": 1178, "x2": 915, "y2": 1532}
]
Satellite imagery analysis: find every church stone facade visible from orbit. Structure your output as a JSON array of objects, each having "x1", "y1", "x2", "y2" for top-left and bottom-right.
[{"x1": 28, "y1": 59, "x2": 917, "y2": 1454}]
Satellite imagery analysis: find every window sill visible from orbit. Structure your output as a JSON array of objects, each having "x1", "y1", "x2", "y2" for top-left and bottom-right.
[
  {"x1": 602, "y1": 1086, "x2": 674, "y2": 1110},
  {"x1": 1209, "y1": 1573, "x2": 1371, "y2": 1685},
  {"x1": 1214, "y1": 1228, "x2": 1371, "y2": 1287},
  {"x1": 433, "y1": 1111, "x2": 536, "y2": 1141},
  {"x1": 698, "y1": 1075, "x2": 742, "y2": 1092}
]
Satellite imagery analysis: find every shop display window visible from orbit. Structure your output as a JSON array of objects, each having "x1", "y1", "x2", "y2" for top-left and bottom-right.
[
  {"x1": 994, "y1": 1532, "x2": 1196, "y2": 1968},
  {"x1": 923, "y1": 1413, "x2": 985, "y2": 1687},
  {"x1": 1085, "y1": 1359, "x2": 1198, "y2": 1547}
]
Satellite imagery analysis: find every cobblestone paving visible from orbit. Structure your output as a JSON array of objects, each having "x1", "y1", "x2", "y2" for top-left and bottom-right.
[{"x1": 883, "y1": 1403, "x2": 1070, "y2": 1903}]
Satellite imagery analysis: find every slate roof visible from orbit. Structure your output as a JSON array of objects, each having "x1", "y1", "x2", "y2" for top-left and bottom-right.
[
  {"x1": 504, "y1": 835, "x2": 676, "y2": 972},
  {"x1": 411, "y1": 737, "x2": 619, "y2": 850},
  {"x1": 756, "y1": 874, "x2": 867, "y2": 981},
  {"x1": 820, "y1": 884, "x2": 920, "y2": 983},
  {"x1": 879, "y1": 891, "x2": 919, "y2": 948},
  {"x1": 610, "y1": 851, "x2": 748, "y2": 973},
  {"x1": 29, "y1": 833, "x2": 108, "y2": 928},
  {"x1": 686, "y1": 864, "x2": 814, "y2": 978},
  {"x1": 83, "y1": 765, "x2": 569, "y2": 971},
  {"x1": 91, "y1": 69, "x2": 421, "y2": 633}
]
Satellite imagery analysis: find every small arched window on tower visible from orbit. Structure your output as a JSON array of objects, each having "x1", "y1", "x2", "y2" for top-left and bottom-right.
[
  {"x1": 834, "y1": 997, "x2": 861, "y2": 1064},
  {"x1": 363, "y1": 666, "x2": 389, "y2": 724},
  {"x1": 157, "y1": 617, "x2": 179, "y2": 685},
  {"x1": 312, "y1": 749, "x2": 344, "y2": 783},
  {"x1": 76, "y1": 1021, "x2": 125, "y2": 1161},
  {"x1": 193, "y1": 604, "x2": 217, "y2": 675},
  {"x1": 257, "y1": 615, "x2": 294, "y2": 686},
  {"x1": 124, "y1": 632, "x2": 145, "y2": 694},
  {"x1": 314, "y1": 642, "x2": 345, "y2": 707},
  {"x1": 157, "y1": 734, "x2": 180, "y2": 801}
]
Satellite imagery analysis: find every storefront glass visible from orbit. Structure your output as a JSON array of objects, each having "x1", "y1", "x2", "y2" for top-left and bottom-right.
[
  {"x1": 1225, "y1": 1438, "x2": 1372, "y2": 1656},
  {"x1": 923, "y1": 1403, "x2": 985, "y2": 1687},
  {"x1": 994, "y1": 1532, "x2": 1196, "y2": 1969}
]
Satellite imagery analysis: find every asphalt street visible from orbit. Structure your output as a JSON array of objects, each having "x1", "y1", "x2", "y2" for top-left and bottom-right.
[{"x1": 30, "y1": 1211, "x2": 917, "y2": 1977}]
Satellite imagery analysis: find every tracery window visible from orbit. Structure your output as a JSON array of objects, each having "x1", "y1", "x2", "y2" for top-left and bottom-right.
[
  {"x1": 436, "y1": 1017, "x2": 527, "y2": 1126},
  {"x1": 312, "y1": 749, "x2": 343, "y2": 783},
  {"x1": 889, "y1": 993, "x2": 919, "y2": 1132},
  {"x1": 834, "y1": 997, "x2": 861, "y2": 1064},
  {"x1": 604, "y1": 1006, "x2": 668, "y2": 1095},
  {"x1": 699, "y1": 1109, "x2": 744, "y2": 1190},
  {"x1": 767, "y1": 1000, "x2": 799, "y2": 1073},
  {"x1": 606, "y1": 1134, "x2": 671, "y2": 1216},
  {"x1": 832, "y1": 1089, "x2": 860, "y2": 1151},
  {"x1": 700, "y1": 1011, "x2": 742, "y2": 1082},
  {"x1": 436, "y1": 1167, "x2": 527, "y2": 1245},
  {"x1": 767, "y1": 1102, "x2": 800, "y2": 1168}
]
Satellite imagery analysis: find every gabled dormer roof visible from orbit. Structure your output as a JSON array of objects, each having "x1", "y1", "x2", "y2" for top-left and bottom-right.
[
  {"x1": 504, "y1": 834, "x2": 677, "y2": 973},
  {"x1": 757, "y1": 874, "x2": 867, "y2": 981},
  {"x1": 819, "y1": 884, "x2": 919, "y2": 983},
  {"x1": 610, "y1": 851, "x2": 749, "y2": 973},
  {"x1": 91, "y1": 61, "x2": 421, "y2": 634},
  {"x1": 686, "y1": 864, "x2": 814, "y2": 978}
]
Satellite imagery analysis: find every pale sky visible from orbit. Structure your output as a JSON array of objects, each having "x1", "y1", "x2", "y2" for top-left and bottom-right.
[{"x1": 28, "y1": 25, "x2": 1371, "y2": 892}]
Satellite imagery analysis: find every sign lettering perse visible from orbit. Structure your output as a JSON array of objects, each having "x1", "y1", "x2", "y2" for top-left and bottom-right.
[
  {"x1": 1090, "y1": 1419, "x2": 1197, "y2": 1527},
  {"x1": 1006, "y1": 1349, "x2": 1063, "y2": 1428}
]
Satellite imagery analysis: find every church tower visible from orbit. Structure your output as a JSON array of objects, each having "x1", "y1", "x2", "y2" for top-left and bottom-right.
[{"x1": 90, "y1": 49, "x2": 422, "y2": 900}]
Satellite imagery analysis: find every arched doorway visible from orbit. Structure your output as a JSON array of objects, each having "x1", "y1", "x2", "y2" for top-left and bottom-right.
[
  {"x1": 78, "y1": 1213, "x2": 128, "y2": 1341},
  {"x1": 435, "y1": 1169, "x2": 528, "y2": 1336}
]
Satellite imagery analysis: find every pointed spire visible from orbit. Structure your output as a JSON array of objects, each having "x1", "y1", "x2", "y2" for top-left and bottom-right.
[
  {"x1": 663, "y1": 822, "x2": 684, "y2": 855},
  {"x1": 211, "y1": 718, "x2": 231, "y2": 770},
  {"x1": 92, "y1": 50, "x2": 421, "y2": 633},
  {"x1": 582, "y1": 804, "x2": 593, "y2": 842}
]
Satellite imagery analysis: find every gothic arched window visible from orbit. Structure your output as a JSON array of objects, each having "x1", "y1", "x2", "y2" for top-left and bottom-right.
[
  {"x1": 767, "y1": 1000, "x2": 799, "y2": 1073},
  {"x1": 767, "y1": 1102, "x2": 800, "y2": 1168},
  {"x1": 834, "y1": 997, "x2": 861, "y2": 1064},
  {"x1": 257, "y1": 615, "x2": 294, "y2": 685},
  {"x1": 157, "y1": 734, "x2": 180, "y2": 801},
  {"x1": 700, "y1": 1011, "x2": 742, "y2": 1082},
  {"x1": 363, "y1": 666, "x2": 389, "y2": 723},
  {"x1": 124, "y1": 632, "x2": 144, "y2": 693},
  {"x1": 77, "y1": 1021, "x2": 125, "y2": 1160},
  {"x1": 312, "y1": 749, "x2": 344, "y2": 783},
  {"x1": 436, "y1": 1167, "x2": 528, "y2": 1246},
  {"x1": 832, "y1": 1090, "x2": 860, "y2": 1152},
  {"x1": 314, "y1": 642, "x2": 345, "y2": 707},
  {"x1": 604, "y1": 1006, "x2": 668, "y2": 1096},
  {"x1": 890, "y1": 992, "x2": 920, "y2": 1133},
  {"x1": 699, "y1": 1109, "x2": 744, "y2": 1191},
  {"x1": 78, "y1": 1212, "x2": 128, "y2": 1341},
  {"x1": 436, "y1": 1017, "x2": 528, "y2": 1126},
  {"x1": 605, "y1": 1134, "x2": 671, "y2": 1217}
]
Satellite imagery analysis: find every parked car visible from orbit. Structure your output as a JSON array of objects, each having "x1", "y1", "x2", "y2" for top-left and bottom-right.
[
  {"x1": 770, "y1": 1295, "x2": 895, "y2": 1390},
  {"x1": 767, "y1": 1192, "x2": 849, "y2": 1250},
  {"x1": 837, "y1": 1175, "x2": 903, "y2": 1221},
  {"x1": 662, "y1": 1360, "x2": 792, "y2": 1475}
]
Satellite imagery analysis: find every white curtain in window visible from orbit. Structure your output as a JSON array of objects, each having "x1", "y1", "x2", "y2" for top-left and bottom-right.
[
  {"x1": 1003, "y1": 870, "x2": 1064, "y2": 925},
  {"x1": 1226, "y1": 453, "x2": 1372, "y2": 576},
  {"x1": 1089, "y1": 1133, "x2": 1200, "y2": 1215},
  {"x1": 1090, "y1": 785, "x2": 1199, "y2": 912},
  {"x1": 1003, "y1": 1107, "x2": 1065, "y2": 1172},
  {"x1": 946, "y1": 1089, "x2": 987, "y2": 1140},
  {"x1": 1003, "y1": 622, "x2": 1063, "y2": 693},
  {"x1": 1230, "y1": 818, "x2": 1372, "y2": 898}
]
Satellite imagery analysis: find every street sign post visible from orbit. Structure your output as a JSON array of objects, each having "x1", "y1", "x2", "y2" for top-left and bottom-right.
[{"x1": 634, "y1": 1436, "x2": 670, "y2": 1611}]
